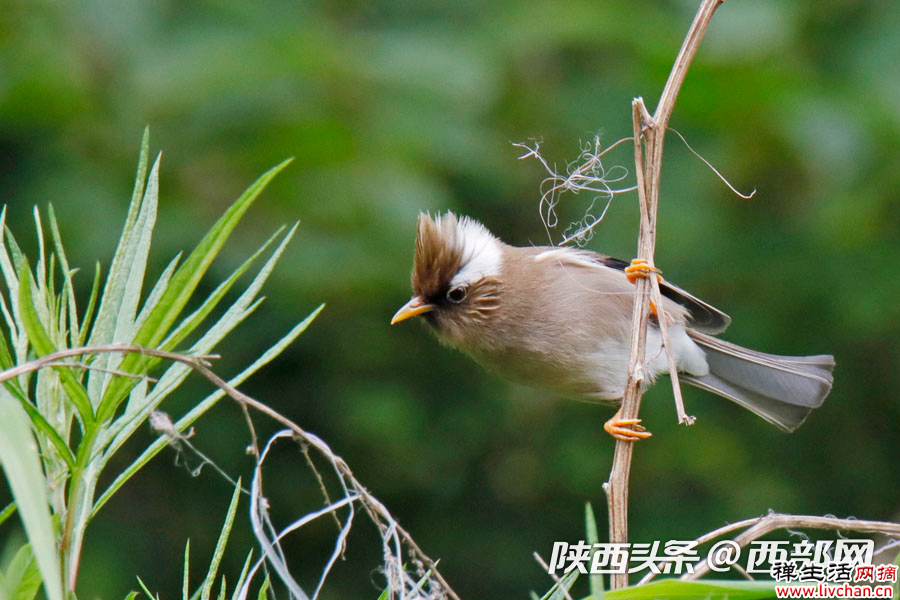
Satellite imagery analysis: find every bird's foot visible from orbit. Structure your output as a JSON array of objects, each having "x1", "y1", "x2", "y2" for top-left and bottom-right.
[
  {"x1": 624, "y1": 258, "x2": 663, "y2": 284},
  {"x1": 604, "y1": 414, "x2": 652, "y2": 442},
  {"x1": 625, "y1": 259, "x2": 662, "y2": 318}
]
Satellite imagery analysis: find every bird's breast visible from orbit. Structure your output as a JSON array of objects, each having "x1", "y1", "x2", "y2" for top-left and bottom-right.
[{"x1": 463, "y1": 327, "x2": 634, "y2": 402}]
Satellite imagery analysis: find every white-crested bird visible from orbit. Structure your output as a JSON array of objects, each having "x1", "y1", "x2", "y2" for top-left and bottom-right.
[{"x1": 392, "y1": 212, "x2": 834, "y2": 440}]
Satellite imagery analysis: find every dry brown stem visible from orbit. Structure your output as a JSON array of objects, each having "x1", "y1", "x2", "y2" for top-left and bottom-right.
[
  {"x1": 631, "y1": 512, "x2": 900, "y2": 584},
  {"x1": 686, "y1": 513, "x2": 900, "y2": 581},
  {"x1": 604, "y1": 0, "x2": 723, "y2": 589}
]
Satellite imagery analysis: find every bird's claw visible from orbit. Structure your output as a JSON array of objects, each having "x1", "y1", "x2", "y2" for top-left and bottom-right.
[
  {"x1": 626, "y1": 259, "x2": 662, "y2": 318},
  {"x1": 624, "y1": 258, "x2": 663, "y2": 284},
  {"x1": 604, "y1": 416, "x2": 653, "y2": 442}
]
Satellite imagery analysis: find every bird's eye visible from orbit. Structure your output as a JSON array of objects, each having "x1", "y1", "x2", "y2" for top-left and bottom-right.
[{"x1": 446, "y1": 285, "x2": 467, "y2": 303}]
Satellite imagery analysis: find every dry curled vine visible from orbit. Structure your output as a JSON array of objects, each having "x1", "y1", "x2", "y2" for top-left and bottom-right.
[{"x1": 0, "y1": 345, "x2": 459, "y2": 600}]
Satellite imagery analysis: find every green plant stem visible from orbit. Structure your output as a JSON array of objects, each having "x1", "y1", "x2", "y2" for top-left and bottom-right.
[{"x1": 60, "y1": 424, "x2": 99, "y2": 590}]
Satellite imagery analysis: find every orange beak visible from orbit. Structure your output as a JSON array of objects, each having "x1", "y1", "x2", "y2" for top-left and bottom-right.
[{"x1": 391, "y1": 296, "x2": 435, "y2": 325}]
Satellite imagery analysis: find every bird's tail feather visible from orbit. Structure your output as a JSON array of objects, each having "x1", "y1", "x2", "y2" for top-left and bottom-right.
[{"x1": 683, "y1": 331, "x2": 834, "y2": 432}]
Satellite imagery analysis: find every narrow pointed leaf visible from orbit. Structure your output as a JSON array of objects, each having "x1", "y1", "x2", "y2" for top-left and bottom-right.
[
  {"x1": 161, "y1": 228, "x2": 284, "y2": 353},
  {"x1": 201, "y1": 480, "x2": 242, "y2": 600},
  {"x1": 136, "y1": 577, "x2": 155, "y2": 600},
  {"x1": 231, "y1": 551, "x2": 254, "y2": 600},
  {"x1": 183, "y1": 540, "x2": 191, "y2": 600},
  {"x1": 99, "y1": 224, "x2": 293, "y2": 456},
  {"x1": 0, "y1": 382, "x2": 74, "y2": 468},
  {"x1": 0, "y1": 318, "x2": 15, "y2": 371},
  {"x1": 32, "y1": 208, "x2": 47, "y2": 302},
  {"x1": 88, "y1": 154, "x2": 160, "y2": 402},
  {"x1": 78, "y1": 263, "x2": 102, "y2": 347},
  {"x1": 133, "y1": 252, "x2": 182, "y2": 333},
  {"x1": 6, "y1": 544, "x2": 42, "y2": 600},
  {"x1": 97, "y1": 158, "x2": 293, "y2": 422},
  {"x1": 0, "y1": 389, "x2": 64, "y2": 600},
  {"x1": 0, "y1": 502, "x2": 17, "y2": 527},
  {"x1": 255, "y1": 577, "x2": 269, "y2": 600},
  {"x1": 18, "y1": 267, "x2": 93, "y2": 424},
  {"x1": 585, "y1": 502, "x2": 604, "y2": 599},
  {"x1": 92, "y1": 304, "x2": 322, "y2": 517},
  {"x1": 539, "y1": 570, "x2": 577, "y2": 600},
  {"x1": 0, "y1": 294, "x2": 18, "y2": 354},
  {"x1": 85, "y1": 128, "x2": 151, "y2": 352}
]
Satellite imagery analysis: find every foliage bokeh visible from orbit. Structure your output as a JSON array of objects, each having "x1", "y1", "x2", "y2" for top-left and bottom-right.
[{"x1": 1, "y1": 0, "x2": 898, "y2": 598}]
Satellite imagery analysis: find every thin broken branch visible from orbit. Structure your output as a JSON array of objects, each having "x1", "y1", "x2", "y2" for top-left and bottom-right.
[
  {"x1": 632, "y1": 512, "x2": 900, "y2": 585},
  {"x1": 686, "y1": 513, "x2": 900, "y2": 581}
]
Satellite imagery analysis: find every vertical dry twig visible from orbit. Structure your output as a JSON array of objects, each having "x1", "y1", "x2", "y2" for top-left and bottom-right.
[{"x1": 604, "y1": 0, "x2": 724, "y2": 589}]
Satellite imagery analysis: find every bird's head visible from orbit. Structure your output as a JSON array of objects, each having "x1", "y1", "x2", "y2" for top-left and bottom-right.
[{"x1": 391, "y1": 212, "x2": 503, "y2": 341}]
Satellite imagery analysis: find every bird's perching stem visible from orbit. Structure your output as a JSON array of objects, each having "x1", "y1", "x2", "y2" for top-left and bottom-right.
[{"x1": 604, "y1": 0, "x2": 724, "y2": 590}]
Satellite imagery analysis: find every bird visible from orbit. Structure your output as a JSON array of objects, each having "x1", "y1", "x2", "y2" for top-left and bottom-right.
[{"x1": 391, "y1": 212, "x2": 835, "y2": 440}]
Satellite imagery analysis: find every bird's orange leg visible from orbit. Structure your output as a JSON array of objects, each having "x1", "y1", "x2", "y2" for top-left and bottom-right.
[
  {"x1": 604, "y1": 408, "x2": 652, "y2": 442},
  {"x1": 625, "y1": 258, "x2": 663, "y2": 318}
]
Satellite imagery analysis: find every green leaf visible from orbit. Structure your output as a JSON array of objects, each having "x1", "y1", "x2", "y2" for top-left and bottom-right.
[
  {"x1": 539, "y1": 570, "x2": 578, "y2": 600},
  {"x1": 15, "y1": 267, "x2": 55, "y2": 361},
  {"x1": 183, "y1": 540, "x2": 191, "y2": 600},
  {"x1": 4, "y1": 228, "x2": 27, "y2": 276},
  {"x1": 201, "y1": 480, "x2": 242, "y2": 600},
  {"x1": 86, "y1": 127, "x2": 150, "y2": 351},
  {"x1": 133, "y1": 252, "x2": 182, "y2": 335},
  {"x1": 47, "y1": 204, "x2": 81, "y2": 347},
  {"x1": 584, "y1": 503, "x2": 604, "y2": 599},
  {"x1": 99, "y1": 225, "x2": 297, "y2": 465},
  {"x1": 136, "y1": 576, "x2": 156, "y2": 600},
  {"x1": 78, "y1": 263, "x2": 102, "y2": 347},
  {"x1": 17, "y1": 266, "x2": 93, "y2": 424},
  {"x1": 0, "y1": 321, "x2": 16, "y2": 373},
  {"x1": 161, "y1": 227, "x2": 285, "y2": 353},
  {"x1": 91, "y1": 304, "x2": 322, "y2": 518},
  {"x1": 4, "y1": 544, "x2": 42, "y2": 600},
  {"x1": 87, "y1": 152, "x2": 160, "y2": 403},
  {"x1": 0, "y1": 211, "x2": 25, "y2": 365},
  {"x1": 255, "y1": 577, "x2": 269, "y2": 600},
  {"x1": 97, "y1": 157, "x2": 293, "y2": 423},
  {"x1": 1, "y1": 383, "x2": 74, "y2": 468},
  {"x1": 0, "y1": 502, "x2": 16, "y2": 527},
  {"x1": 122, "y1": 592, "x2": 139, "y2": 600},
  {"x1": 0, "y1": 388, "x2": 64, "y2": 600},
  {"x1": 31, "y1": 208, "x2": 48, "y2": 308},
  {"x1": 231, "y1": 551, "x2": 254, "y2": 600},
  {"x1": 604, "y1": 579, "x2": 778, "y2": 600},
  {"x1": 0, "y1": 298, "x2": 18, "y2": 365}
]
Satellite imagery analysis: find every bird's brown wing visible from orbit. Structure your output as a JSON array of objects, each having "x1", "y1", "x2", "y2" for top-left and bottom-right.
[{"x1": 534, "y1": 248, "x2": 732, "y2": 334}]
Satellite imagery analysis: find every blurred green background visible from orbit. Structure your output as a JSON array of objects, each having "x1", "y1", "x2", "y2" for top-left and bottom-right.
[{"x1": 1, "y1": 0, "x2": 898, "y2": 598}]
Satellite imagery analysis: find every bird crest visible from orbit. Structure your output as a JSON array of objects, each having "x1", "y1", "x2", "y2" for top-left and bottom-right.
[{"x1": 412, "y1": 212, "x2": 501, "y2": 302}]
